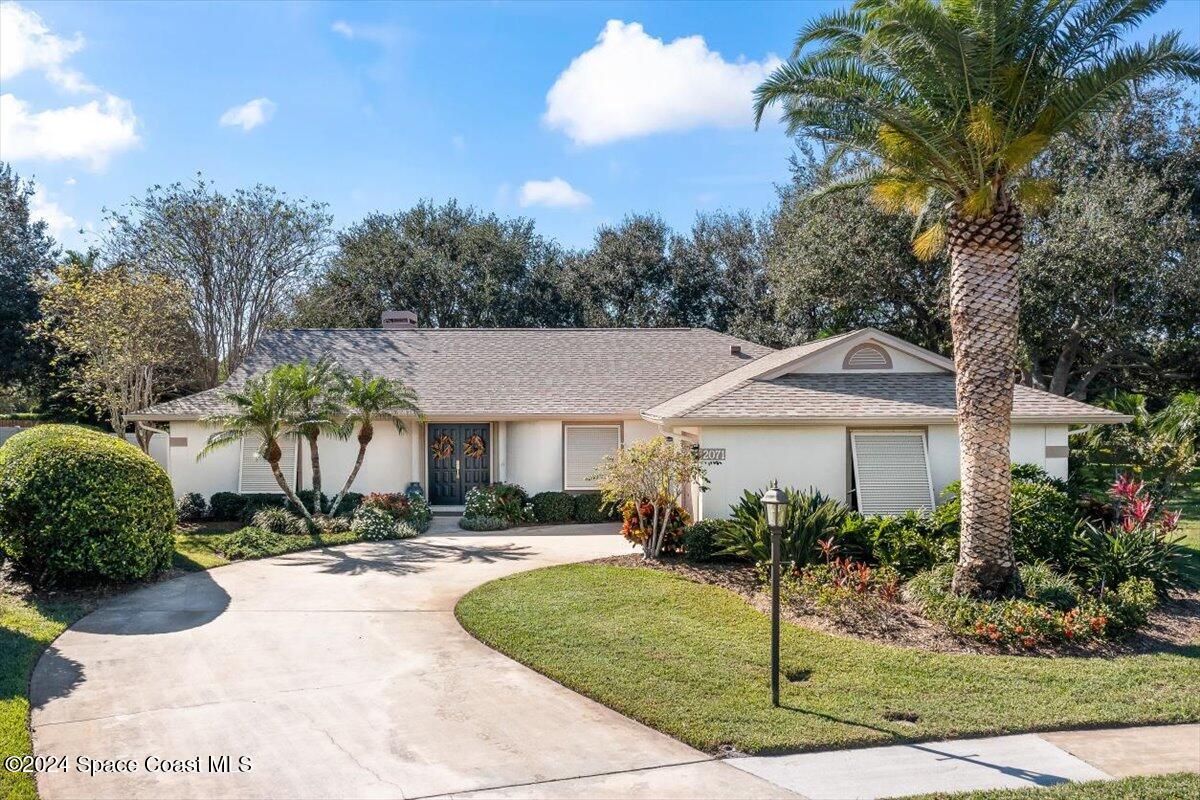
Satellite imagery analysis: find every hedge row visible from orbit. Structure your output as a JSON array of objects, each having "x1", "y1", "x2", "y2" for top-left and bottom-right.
[
  {"x1": 528, "y1": 491, "x2": 617, "y2": 525},
  {"x1": 208, "y1": 490, "x2": 364, "y2": 521}
]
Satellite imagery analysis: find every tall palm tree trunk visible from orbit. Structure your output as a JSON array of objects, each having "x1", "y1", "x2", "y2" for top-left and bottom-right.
[
  {"x1": 306, "y1": 432, "x2": 323, "y2": 513},
  {"x1": 265, "y1": 442, "x2": 313, "y2": 523},
  {"x1": 331, "y1": 424, "x2": 373, "y2": 517},
  {"x1": 947, "y1": 193, "x2": 1022, "y2": 598}
]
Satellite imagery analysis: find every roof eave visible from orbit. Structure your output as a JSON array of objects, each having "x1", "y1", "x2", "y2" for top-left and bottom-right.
[{"x1": 653, "y1": 413, "x2": 1134, "y2": 426}]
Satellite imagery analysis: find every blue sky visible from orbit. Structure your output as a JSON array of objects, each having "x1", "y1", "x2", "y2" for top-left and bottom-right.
[{"x1": 3, "y1": 0, "x2": 1198, "y2": 251}]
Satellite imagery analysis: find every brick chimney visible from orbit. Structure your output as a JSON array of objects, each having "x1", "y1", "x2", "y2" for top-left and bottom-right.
[{"x1": 382, "y1": 310, "x2": 418, "y2": 329}]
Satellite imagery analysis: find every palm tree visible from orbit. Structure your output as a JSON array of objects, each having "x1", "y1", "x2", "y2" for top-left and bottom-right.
[
  {"x1": 199, "y1": 374, "x2": 313, "y2": 522},
  {"x1": 754, "y1": 0, "x2": 1199, "y2": 596},
  {"x1": 273, "y1": 357, "x2": 347, "y2": 513},
  {"x1": 329, "y1": 373, "x2": 423, "y2": 516}
]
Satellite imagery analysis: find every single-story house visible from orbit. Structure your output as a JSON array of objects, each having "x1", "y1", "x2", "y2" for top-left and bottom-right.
[{"x1": 129, "y1": 315, "x2": 1130, "y2": 519}]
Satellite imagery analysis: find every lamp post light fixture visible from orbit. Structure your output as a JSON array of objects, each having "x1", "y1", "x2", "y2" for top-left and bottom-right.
[{"x1": 760, "y1": 481, "x2": 786, "y2": 708}]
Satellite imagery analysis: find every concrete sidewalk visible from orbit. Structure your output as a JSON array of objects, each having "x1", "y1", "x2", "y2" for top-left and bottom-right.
[{"x1": 728, "y1": 723, "x2": 1200, "y2": 799}]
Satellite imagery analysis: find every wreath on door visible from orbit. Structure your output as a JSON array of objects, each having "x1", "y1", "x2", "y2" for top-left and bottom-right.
[
  {"x1": 430, "y1": 434, "x2": 454, "y2": 461},
  {"x1": 463, "y1": 434, "x2": 486, "y2": 460}
]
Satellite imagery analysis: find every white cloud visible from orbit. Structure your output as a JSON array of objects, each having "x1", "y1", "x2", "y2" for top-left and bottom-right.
[
  {"x1": 544, "y1": 20, "x2": 780, "y2": 146},
  {"x1": 451, "y1": 134, "x2": 466, "y2": 150},
  {"x1": 219, "y1": 97, "x2": 276, "y2": 131},
  {"x1": 0, "y1": 93, "x2": 139, "y2": 168},
  {"x1": 64, "y1": 176, "x2": 76, "y2": 185},
  {"x1": 0, "y1": 3, "x2": 139, "y2": 168},
  {"x1": 518, "y1": 177, "x2": 592, "y2": 210},
  {"x1": 331, "y1": 20, "x2": 354, "y2": 38},
  {"x1": 0, "y1": 1, "x2": 91, "y2": 91},
  {"x1": 29, "y1": 186, "x2": 75, "y2": 237}
]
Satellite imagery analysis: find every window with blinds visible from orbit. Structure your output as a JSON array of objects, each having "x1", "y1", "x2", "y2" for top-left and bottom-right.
[
  {"x1": 239, "y1": 434, "x2": 298, "y2": 493},
  {"x1": 563, "y1": 424, "x2": 621, "y2": 491},
  {"x1": 850, "y1": 431, "x2": 935, "y2": 515}
]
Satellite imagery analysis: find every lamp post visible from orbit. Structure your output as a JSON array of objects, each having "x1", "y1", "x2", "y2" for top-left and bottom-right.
[{"x1": 760, "y1": 481, "x2": 786, "y2": 708}]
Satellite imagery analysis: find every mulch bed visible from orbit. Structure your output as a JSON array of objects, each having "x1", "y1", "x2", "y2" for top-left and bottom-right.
[{"x1": 591, "y1": 553, "x2": 1200, "y2": 657}]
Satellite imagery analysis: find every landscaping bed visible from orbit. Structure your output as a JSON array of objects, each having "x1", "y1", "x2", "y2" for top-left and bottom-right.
[
  {"x1": 594, "y1": 553, "x2": 1200, "y2": 656},
  {"x1": 456, "y1": 563, "x2": 1200, "y2": 755}
]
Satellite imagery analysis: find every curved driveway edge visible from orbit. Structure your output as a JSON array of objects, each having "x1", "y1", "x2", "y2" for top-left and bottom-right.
[{"x1": 31, "y1": 526, "x2": 795, "y2": 799}]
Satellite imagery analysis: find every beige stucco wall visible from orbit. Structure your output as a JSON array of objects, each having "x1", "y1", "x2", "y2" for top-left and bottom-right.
[
  {"x1": 164, "y1": 420, "x2": 240, "y2": 499},
  {"x1": 927, "y1": 423, "x2": 1068, "y2": 501},
  {"x1": 297, "y1": 423, "x2": 417, "y2": 496},
  {"x1": 696, "y1": 422, "x2": 1069, "y2": 520},
  {"x1": 504, "y1": 418, "x2": 658, "y2": 494},
  {"x1": 505, "y1": 420, "x2": 564, "y2": 494},
  {"x1": 698, "y1": 425, "x2": 849, "y2": 520},
  {"x1": 164, "y1": 420, "x2": 417, "y2": 500}
]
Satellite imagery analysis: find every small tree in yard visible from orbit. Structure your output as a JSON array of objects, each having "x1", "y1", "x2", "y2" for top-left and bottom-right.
[
  {"x1": 273, "y1": 357, "x2": 347, "y2": 512},
  {"x1": 36, "y1": 260, "x2": 196, "y2": 449},
  {"x1": 592, "y1": 436, "x2": 706, "y2": 559},
  {"x1": 200, "y1": 374, "x2": 313, "y2": 523},
  {"x1": 328, "y1": 373, "x2": 422, "y2": 517}
]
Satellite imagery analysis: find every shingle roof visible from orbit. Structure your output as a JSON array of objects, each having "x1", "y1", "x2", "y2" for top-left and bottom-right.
[
  {"x1": 131, "y1": 328, "x2": 774, "y2": 419},
  {"x1": 641, "y1": 329, "x2": 862, "y2": 421},
  {"x1": 667, "y1": 373, "x2": 1131, "y2": 424}
]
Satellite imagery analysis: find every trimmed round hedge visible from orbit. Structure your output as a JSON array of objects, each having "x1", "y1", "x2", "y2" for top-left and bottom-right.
[{"x1": 0, "y1": 424, "x2": 175, "y2": 585}]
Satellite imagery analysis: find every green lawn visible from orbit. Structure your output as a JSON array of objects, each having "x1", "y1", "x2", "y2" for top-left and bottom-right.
[
  {"x1": 457, "y1": 564, "x2": 1200, "y2": 755},
  {"x1": 0, "y1": 594, "x2": 85, "y2": 800},
  {"x1": 912, "y1": 773, "x2": 1199, "y2": 799}
]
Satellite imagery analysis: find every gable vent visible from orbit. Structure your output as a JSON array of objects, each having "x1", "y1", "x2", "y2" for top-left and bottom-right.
[{"x1": 843, "y1": 342, "x2": 892, "y2": 370}]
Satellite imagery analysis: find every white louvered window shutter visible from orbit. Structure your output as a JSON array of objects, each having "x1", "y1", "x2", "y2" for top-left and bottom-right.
[
  {"x1": 851, "y1": 431, "x2": 935, "y2": 515},
  {"x1": 563, "y1": 425, "x2": 621, "y2": 491},
  {"x1": 239, "y1": 434, "x2": 298, "y2": 493}
]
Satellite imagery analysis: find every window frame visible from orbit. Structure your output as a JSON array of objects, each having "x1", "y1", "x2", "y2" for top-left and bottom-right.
[{"x1": 561, "y1": 423, "x2": 624, "y2": 492}]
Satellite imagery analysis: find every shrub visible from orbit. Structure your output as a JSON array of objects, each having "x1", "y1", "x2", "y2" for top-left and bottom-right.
[
  {"x1": 458, "y1": 515, "x2": 511, "y2": 531},
  {"x1": 215, "y1": 526, "x2": 287, "y2": 560},
  {"x1": 840, "y1": 511, "x2": 957, "y2": 576},
  {"x1": 573, "y1": 492, "x2": 614, "y2": 523},
  {"x1": 251, "y1": 507, "x2": 309, "y2": 536},
  {"x1": 210, "y1": 491, "x2": 246, "y2": 521},
  {"x1": 330, "y1": 491, "x2": 364, "y2": 517},
  {"x1": 531, "y1": 491, "x2": 574, "y2": 524},
  {"x1": 1069, "y1": 474, "x2": 1187, "y2": 596},
  {"x1": 906, "y1": 563, "x2": 1157, "y2": 648},
  {"x1": 717, "y1": 487, "x2": 847, "y2": 567},
  {"x1": 295, "y1": 490, "x2": 328, "y2": 514},
  {"x1": 237, "y1": 493, "x2": 288, "y2": 525},
  {"x1": 786, "y1": 558, "x2": 903, "y2": 623},
  {"x1": 351, "y1": 505, "x2": 400, "y2": 540},
  {"x1": 682, "y1": 520, "x2": 729, "y2": 562},
  {"x1": 315, "y1": 515, "x2": 353, "y2": 534},
  {"x1": 176, "y1": 492, "x2": 207, "y2": 522},
  {"x1": 620, "y1": 499, "x2": 689, "y2": 553},
  {"x1": 362, "y1": 492, "x2": 413, "y2": 517},
  {"x1": 463, "y1": 483, "x2": 533, "y2": 526},
  {"x1": 358, "y1": 490, "x2": 431, "y2": 532},
  {"x1": 0, "y1": 424, "x2": 175, "y2": 586},
  {"x1": 403, "y1": 490, "x2": 432, "y2": 532},
  {"x1": 1019, "y1": 562, "x2": 1080, "y2": 611},
  {"x1": 935, "y1": 464, "x2": 1078, "y2": 569}
]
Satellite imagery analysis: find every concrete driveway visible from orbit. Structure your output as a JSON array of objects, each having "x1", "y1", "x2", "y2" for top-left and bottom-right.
[{"x1": 31, "y1": 524, "x2": 793, "y2": 800}]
